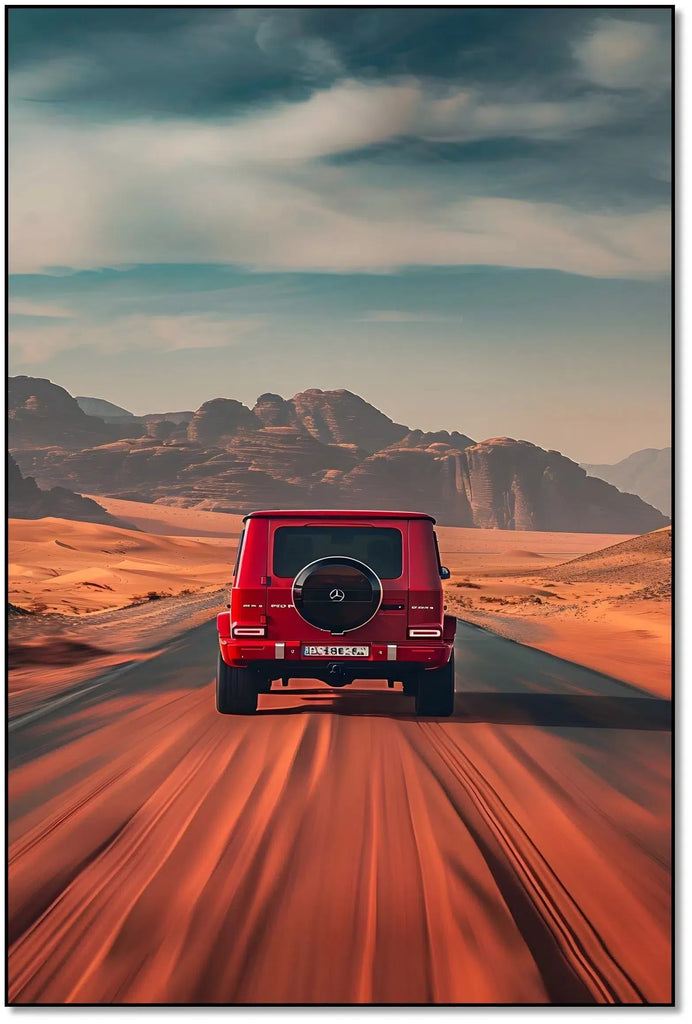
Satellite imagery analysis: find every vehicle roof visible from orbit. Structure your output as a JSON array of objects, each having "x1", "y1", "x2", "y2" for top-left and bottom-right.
[{"x1": 243, "y1": 509, "x2": 436, "y2": 524}]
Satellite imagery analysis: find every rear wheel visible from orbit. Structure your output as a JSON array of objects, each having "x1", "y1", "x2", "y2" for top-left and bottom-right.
[
  {"x1": 415, "y1": 652, "x2": 455, "y2": 717},
  {"x1": 216, "y1": 653, "x2": 258, "y2": 714}
]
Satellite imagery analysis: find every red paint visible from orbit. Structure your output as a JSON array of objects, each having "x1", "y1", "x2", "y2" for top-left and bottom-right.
[
  {"x1": 219, "y1": 510, "x2": 455, "y2": 677},
  {"x1": 243, "y1": 509, "x2": 437, "y2": 521}
]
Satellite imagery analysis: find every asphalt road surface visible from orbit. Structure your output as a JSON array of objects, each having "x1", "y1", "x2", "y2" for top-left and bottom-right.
[{"x1": 8, "y1": 620, "x2": 671, "y2": 1005}]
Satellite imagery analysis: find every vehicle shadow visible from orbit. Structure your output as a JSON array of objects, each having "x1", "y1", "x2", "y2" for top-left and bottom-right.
[
  {"x1": 455, "y1": 691, "x2": 671, "y2": 731},
  {"x1": 256, "y1": 688, "x2": 671, "y2": 731}
]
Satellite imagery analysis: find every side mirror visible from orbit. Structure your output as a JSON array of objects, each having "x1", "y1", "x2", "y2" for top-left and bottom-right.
[{"x1": 440, "y1": 566, "x2": 451, "y2": 580}]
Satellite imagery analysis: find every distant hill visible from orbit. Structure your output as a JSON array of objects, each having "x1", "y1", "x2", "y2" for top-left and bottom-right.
[
  {"x1": 8, "y1": 453, "x2": 127, "y2": 527},
  {"x1": 142, "y1": 410, "x2": 194, "y2": 425},
  {"x1": 582, "y1": 448, "x2": 671, "y2": 517},
  {"x1": 8, "y1": 376, "x2": 670, "y2": 533},
  {"x1": 76, "y1": 396, "x2": 136, "y2": 422}
]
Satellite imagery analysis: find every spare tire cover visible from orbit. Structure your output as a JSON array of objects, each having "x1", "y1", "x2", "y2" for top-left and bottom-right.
[{"x1": 292, "y1": 557, "x2": 382, "y2": 633}]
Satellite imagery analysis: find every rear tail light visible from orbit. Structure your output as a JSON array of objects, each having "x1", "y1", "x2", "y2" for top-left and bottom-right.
[
  {"x1": 232, "y1": 625, "x2": 266, "y2": 638},
  {"x1": 408, "y1": 627, "x2": 442, "y2": 638}
]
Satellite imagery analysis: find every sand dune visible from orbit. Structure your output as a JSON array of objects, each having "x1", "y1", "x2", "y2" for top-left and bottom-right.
[
  {"x1": 9, "y1": 504, "x2": 625, "y2": 618},
  {"x1": 9, "y1": 516, "x2": 234, "y2": 615},
  {"x1": 427, "y1": 525, "x2": 629, "y2": 575},
  {"x1": 444, "y1": 527, "x2": 671, "y2": 698},
  {"x1": 544, "y1": 526, "x2": 671, "y2": 589},
  {"x1": 9, "y1": 503, "x2": 670, "y2": 697},
  {"x1": 86, "y1": 496, "x2": 245, "y2": 538}
]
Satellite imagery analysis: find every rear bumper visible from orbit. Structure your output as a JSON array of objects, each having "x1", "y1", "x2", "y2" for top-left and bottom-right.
[{"x1": 218, "y1": 637, "x2": 453, "y2": 671}]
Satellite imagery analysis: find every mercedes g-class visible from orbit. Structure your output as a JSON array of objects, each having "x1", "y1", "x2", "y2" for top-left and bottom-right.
[{"x1": 216, "y1": 510, "x2": 456, "y2": 715}]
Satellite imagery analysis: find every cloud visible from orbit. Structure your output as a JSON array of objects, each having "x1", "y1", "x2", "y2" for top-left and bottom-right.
[
  {"x1": 9, "y1": 55, "x2": 97, "y2": 101},
  {"x1": 360, "y1": 310, "x2": 463, "y2": 323},
  {"x1": 420, "y1": 91, "x2": 617, "y2": 142},
  {"x1": 573, "y1": 18, "x2": 670, "y2": 91},
  {"x1": 8, "y1": 8, "x2": 348, "y2": 117},
  {"x1": 9, "y1": 298, "x2": 75, "y2": 318},
  {"x1": 126, "y1": 79, "x2": 619, "y2": 162},
  {"x1": 9, "y1": 312, "x2": 264, "y2": 363},
  {"x1": 254, "y1": 14, "x2": 344, "y2": 79},
  {"x1": 9, "y1": 76, "x2": 670, "y2": 278}
]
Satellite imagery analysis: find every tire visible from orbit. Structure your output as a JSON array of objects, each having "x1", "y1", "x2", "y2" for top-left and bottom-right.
[
  {"x1": 415, "y1": 652, "x2": 455, "y2": 717},
  {"x1": 292, "y1": 557, "x2": 382, "y2": 633},
  {"x1": 216, "y1": 653, "x2": 258, "y2": 714}
]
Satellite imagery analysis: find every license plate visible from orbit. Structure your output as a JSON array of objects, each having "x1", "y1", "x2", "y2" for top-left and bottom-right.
[{"x1": 302, "y1": 645, "x2": 369, "y2": 657}]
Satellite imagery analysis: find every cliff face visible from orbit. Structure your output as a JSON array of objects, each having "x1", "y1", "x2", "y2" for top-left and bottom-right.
[
  {"x1": 252, "y1": 393, "x2": 296, "y2": 428},
  {"x1": 459, "y1": 438, "x2": 667, "y2": 533},
  {"x1": 8, "y1": 377, "x2": 670, "y2": 532},
  {"x1": 331, "y1": 444, "x2": 475, "y2": 526},
  {"x1": 392, "y1": 430, "x2": 475, "y2": 451},
  {"x1": 7, "y1": 453, "x2": 123, "y2": 526},
  {"x1": 253, "y1": 389, "x2": 408, "y2": 453},
  {"x1": 186, "y1": 399, "x2": 260, "y2": 443},
  {"x1": 288, "y1": 389, "x2": 409, "y2": 452},
  {"x1": 9, "y1": 376, "x2": 144, "y2": 450},
  {"x1": 327, "y1": 436, "x2": 667, "y2": 533}
]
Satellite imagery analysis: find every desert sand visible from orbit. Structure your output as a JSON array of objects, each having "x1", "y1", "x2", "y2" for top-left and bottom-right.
[
  {"x1": 8, "y1": 621, "x2": 670, "y2": 1004},
  {"x1": 9, "y1": 501, "x2": 670, "y2": 702},
  {"x1": 84, "y1": 495, "x2": 245, "y2": 538},
  {"x1": 7, "y1": 504, "x2": 671, "y2": 1003},
  {"x1": 442, "y1": 527, "x2": 671, "y2": 698},
  {"x1": 8, "y1": 515, "x2": 238, "y2": 616},
  {"x1": 10, "y1": 501, "x2": 628, "y2": 617}
]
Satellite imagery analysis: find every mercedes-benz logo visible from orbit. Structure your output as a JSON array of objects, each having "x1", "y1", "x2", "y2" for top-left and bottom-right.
[{"x1": 329, "y1": 588, "x2": 345, "y2": 602}]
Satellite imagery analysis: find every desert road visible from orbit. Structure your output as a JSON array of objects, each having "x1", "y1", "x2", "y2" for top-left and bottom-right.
[{"x1": 8, "y1": 619, "x2": 671, "y2": 1005}]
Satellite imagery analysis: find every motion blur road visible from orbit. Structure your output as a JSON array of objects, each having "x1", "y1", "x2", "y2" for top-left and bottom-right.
[{"x1": 8, "y1": 620, "x2": 671, "y2": 1005}]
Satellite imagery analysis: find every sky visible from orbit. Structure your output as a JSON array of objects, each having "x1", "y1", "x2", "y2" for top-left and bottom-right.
[{"x1": 8, "y1": 6, "x2": 671, "y2": 464}]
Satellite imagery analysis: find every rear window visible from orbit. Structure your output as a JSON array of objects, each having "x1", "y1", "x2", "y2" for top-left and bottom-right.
[{"x1": 273, "y1": 526, "x2": 403, "y2": 579}]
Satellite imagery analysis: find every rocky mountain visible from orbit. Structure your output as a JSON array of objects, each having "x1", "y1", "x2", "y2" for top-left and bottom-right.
[
  {"x1": 460, "y1": 438, "x2": 666, "y2": 533},
  {"x1": 328, "y1": 436, "x2": 668, "y2": 533},
  {"x1": 581, "y1": 448, "x2": 671, "y2": 517},
  {"x1": 143, "y1": 410, "x2": 194, "y2": 425},
  {"x1": 76, "y1": 396, "x2": 137, "y2": 423},
  {"x1": 390, "y1": 429, "x2": 476, "y2": 451},
  {"x1": 9, "y1": 376, "x2": 144, "y2": 450},
  {"x1": 74, "y1": 398, "x2": 194, "y2": 441},
  {"x1": 8, "y1": 376, "x2": 670, "y2": 532},
  {"x1": 8, "y1": 453, "x2": 124, "y2": 526},
  {"x1": 253, "y1": 389, "x2": 408, "y2": 452},
  {"x1": 187, "y1": 398, "x2": 260, "y2": 443}
]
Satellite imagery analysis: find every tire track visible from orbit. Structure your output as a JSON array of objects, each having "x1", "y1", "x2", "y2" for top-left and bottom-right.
[
  {"x1": 9, "y1": 713, "x2": 237, "y2": 1002},
  {"x1": 7, "y1": 617, "x2": 669, "y2": 1005},
  {"x1": 410, "y1": 722, "x2": 646, "y2": 1004}
]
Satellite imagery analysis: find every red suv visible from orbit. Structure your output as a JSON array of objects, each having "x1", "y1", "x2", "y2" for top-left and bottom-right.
[{"x1": 216, "y1": 510, "x2": 456, "y2": 716}]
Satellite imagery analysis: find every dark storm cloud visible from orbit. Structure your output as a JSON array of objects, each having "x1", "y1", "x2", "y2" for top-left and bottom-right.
[
  {"x1": 9, "y1": 7, "x2": 671, "y2": 276},
  {"x1": 9, "y1": 7, "x2": 671, "y2": 117},
  {"x1": 327, "y1": 126, "x2": 670, "y2": 213},
  {"x1": 8, "y1": 8, "x2": 671, "y2": 462}
]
